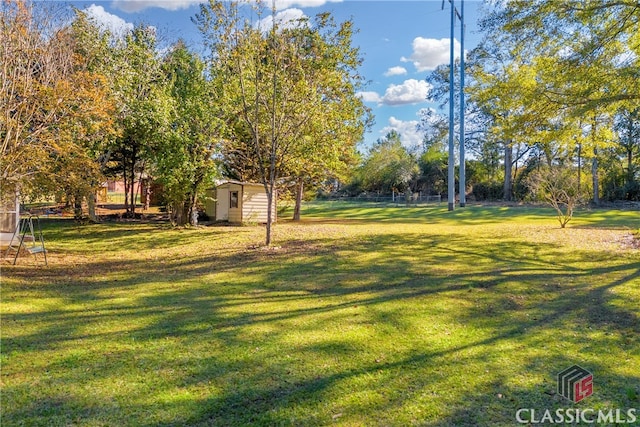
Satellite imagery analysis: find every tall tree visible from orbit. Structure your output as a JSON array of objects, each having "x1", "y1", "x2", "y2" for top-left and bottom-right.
[
  {"x1": 279, "y1": 12, "x2": 370, "y2": 220},
  {"x1": 469, "y1": 0, "x2": 636, "y2": 203},
  {"x1": 34, "y1": 67, "x2": 116, "y2": 220},
  {"x1": 1, "y1": 0, "x2": 64, "y2": 199},
  {"x1": 60, "y1": 12, "x2": 118, "y2": 220},
  {"x1": 465, "y1": 39, "x2": 542, "y2": 202},
  {"x1": 111, "y1": 25, "x2": 172, "y2": 216},
  {"x1": 195, "y1": 1, "x2": 370, "y2": 244},
  {"x1": 157, "y1": 41, "x2": 221, "y2": 226},
  {"x1": 1, "y1": 0, "x2": 115, "y2": 214}
]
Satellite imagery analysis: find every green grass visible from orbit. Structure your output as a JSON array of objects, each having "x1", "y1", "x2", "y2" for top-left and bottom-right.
[{"x1": 2, "y1": 203, "x2": 639, "y2": 426}]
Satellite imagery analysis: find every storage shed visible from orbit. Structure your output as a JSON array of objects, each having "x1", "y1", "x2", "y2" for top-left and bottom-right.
[
  {"x1": 205, "y1": 181, "x2": 276, "y2": 224},
  {"x1": 0, "y1": 190, "x2": 20, "y2": 248}
]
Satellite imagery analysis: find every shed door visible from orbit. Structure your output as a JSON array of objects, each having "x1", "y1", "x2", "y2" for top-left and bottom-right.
[{"x1": 216, "y1": 187, "x2": 230, "y2": 221}]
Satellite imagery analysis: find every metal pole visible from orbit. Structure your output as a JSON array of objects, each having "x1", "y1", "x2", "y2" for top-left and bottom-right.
[
  {"x1": 447, "y1": 0, "x2": 455, "y2": 211},
  {"x1": 459, "y1": 0, "x2": 466, "y2": 207}
]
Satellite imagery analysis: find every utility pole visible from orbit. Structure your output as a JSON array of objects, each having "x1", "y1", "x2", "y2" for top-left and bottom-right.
[
  {"x1": 446, "y1": 0, "x2": 455, "y2": 211},
  {"x1": 459, "y1": 0, "x2": 466, "y2": 207},
  {"x1": 443, "y1": 0, "x2": 464, "y2": 210}
]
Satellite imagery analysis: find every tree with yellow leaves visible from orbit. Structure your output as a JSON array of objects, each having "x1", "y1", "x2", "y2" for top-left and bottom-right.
[{"x1": 1, "y1": 0, "x2": 116, "y2": 218}]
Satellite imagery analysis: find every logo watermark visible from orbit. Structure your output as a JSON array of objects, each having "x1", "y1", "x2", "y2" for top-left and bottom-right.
[
  {"x1": 558, "y1": 364, "x2": 593, "y2": 403},
  {"x1": 515, "y1": 365, "x2": 638, "y2": 425}
]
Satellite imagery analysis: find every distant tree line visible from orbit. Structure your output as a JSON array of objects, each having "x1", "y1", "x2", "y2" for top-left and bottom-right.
[{"x1": 340, "y1": 0, "x2": 639, "y2": 206}]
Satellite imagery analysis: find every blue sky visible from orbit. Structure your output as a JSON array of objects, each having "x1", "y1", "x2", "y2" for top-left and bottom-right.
[{"x1": 71, "y1": 0, "x2": 487, "y2": 149}]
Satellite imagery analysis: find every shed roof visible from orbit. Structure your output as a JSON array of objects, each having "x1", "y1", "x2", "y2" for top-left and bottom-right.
[{"x1": 212, "y1": 180, "x2": 265, "y2": 189}]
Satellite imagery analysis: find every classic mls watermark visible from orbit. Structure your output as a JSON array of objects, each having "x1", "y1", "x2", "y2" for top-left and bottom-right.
[
  {"x1": 558, "y1": 364, "x2": 593, "y2": 403},
  {"x1": 515, "y1": 408, "x2": 637, "y2": 424},
  {"x1": 515, "y1": 365, "x2": 639, "y2": 424}
]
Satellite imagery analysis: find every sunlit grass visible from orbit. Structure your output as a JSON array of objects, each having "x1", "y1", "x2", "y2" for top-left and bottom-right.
[{"x1": 1, "y1": 203, "x2": 639, "y2": 426}]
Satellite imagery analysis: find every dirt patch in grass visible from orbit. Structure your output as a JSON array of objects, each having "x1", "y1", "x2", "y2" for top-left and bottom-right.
[{"x1": 618, "y1": 232, "x2": 640, "y2": 250}]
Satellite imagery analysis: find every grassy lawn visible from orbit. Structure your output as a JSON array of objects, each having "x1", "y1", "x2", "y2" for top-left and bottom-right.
[{"x1": 2, "y1": 202, "x2": 639, "y2": 426}]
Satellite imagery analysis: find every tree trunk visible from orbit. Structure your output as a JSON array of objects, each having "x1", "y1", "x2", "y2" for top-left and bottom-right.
[
  {"x1": 130, "y1": 158, "x2": 136, "y2": 215},
  {"x1": 123, "y1": 166, "x2": 129, "y2": 213},
  {"x1": 73, "y1": 192, "x2": 83, "y2": 220},
  {"x1": 87, "y1": 192, "x2": 98, "y2": 222},
  {"x1": 577, "y1": 143, "x2": 582, "y2": 194},
  {"x1": 627, "y1": 115, "x2": 635, "y2": 187},
  {"x1": 183, "y1": 204, "x2": 190, "y2": 226},
  {"x1": 189, "y1": 192, "x2": 198, "y2": 226},
  {"x1": 144, "y1": 183, "x2": 151, "y2": 211},
  {"x1": 627, "y1": 147, "x2": 634, "y2": 187},
  {"x1": 503, "y1": 143, "x2": 513, "y2": 201},
  {"x1": 172, "y1": 201, "x2": 187, "y2": 226},
  {"x1": 293, "y1": 177, "x2": 303, "y2": 221},
  {"x1": 591, "y1": 116, "x2": 600, "y2": 205},
  {"x1": 265, "y1": 184, "x2": 273, "y2": 246},
  {"x1": 592, "y1": 148, "x2": 599, "y2": 205}
]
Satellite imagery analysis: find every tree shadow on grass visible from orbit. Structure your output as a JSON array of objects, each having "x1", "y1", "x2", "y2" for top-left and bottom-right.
[
  {"x1": 36, "y1": 218, "x2": 255, "y2": 254},
  {"x1": 301, "y1": 203, "x2": 640, "y2": 228}
]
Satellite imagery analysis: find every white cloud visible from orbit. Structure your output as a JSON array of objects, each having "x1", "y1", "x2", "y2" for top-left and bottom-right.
[
  {"x1": 381, "y1": 117, "x2": 423, "y2": 148},
  {"x1": 111, "y1": 0, "x2": 203, "y2": 12},
  {"x1": 111, "y1": 0, "x2": 341, "y2": 12},
  {"x1": 274, "y1": 0, "x2": 342, "y2": 8},
  {"x1": 381, "y1": 79, "x2": 431, "y2": 106},
  {"x1": 401, "y1": 37, "x2": 461, "y2": 72},
  {"x1": 84, "y1": 4, "x2": 133, "y2": 37},
  {"x1": 256, "y1": 8, "x2": 308, "y2": 33},
  {"x1": 384, "y1": 66, "x2": 407, "y2": 77},
  {"x1": 357, "y1": 91, "x2": 382, "y2": 104}
]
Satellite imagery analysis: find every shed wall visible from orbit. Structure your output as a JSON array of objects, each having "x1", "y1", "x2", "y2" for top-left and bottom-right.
[
  {"x1": 242, "y1": 185, "x2": 275, "y2": 223},
  {"x1": 0, "y1": 193, "x2": 20, "y2": 247}
]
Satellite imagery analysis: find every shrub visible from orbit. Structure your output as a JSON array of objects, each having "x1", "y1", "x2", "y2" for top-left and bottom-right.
[
  {"x1": 526, "y1": 166, "x2": 589, "y2": 228},
  {"x1": 472, "y1": 182, "x2": 504, "y2": 201}
]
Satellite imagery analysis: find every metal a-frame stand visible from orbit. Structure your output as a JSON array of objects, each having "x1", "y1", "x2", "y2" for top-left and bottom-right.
[{"x1": 5, "y1": 215, "x2": 47, "y2": 266}]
